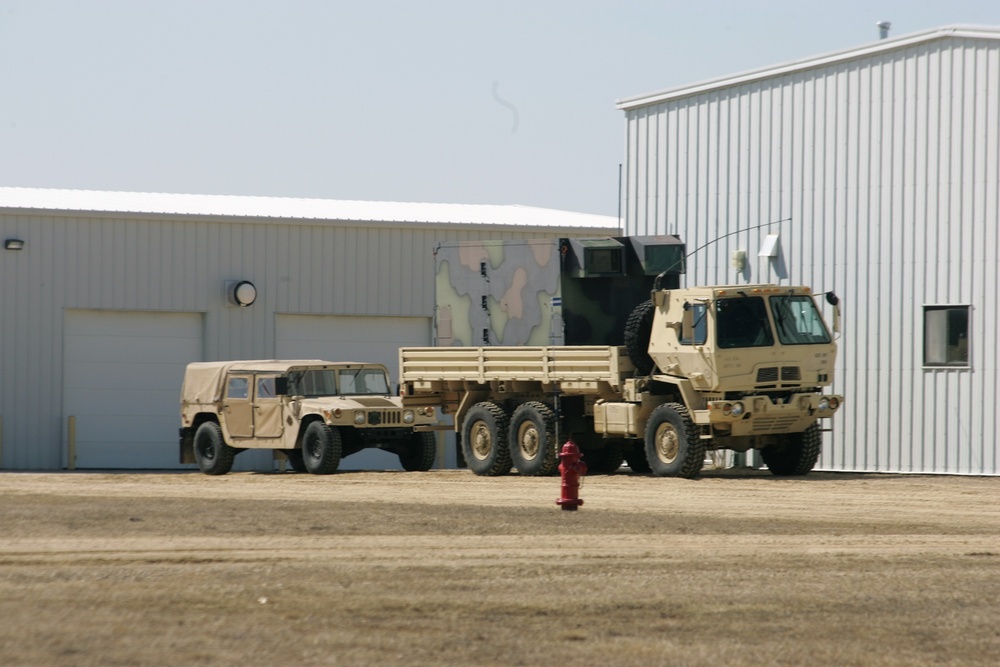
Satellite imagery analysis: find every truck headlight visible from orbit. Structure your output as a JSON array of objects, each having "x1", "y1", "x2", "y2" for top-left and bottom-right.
[
  {"x1": 403, "y1": 410, "x2": 415, "y2": 424},
  {"x1": 354, "y1": 411, "x2": 366, "y2": 424},
  {"x1": 730, "y1": 401, "x2": 745, "y2": 417},
  {"x1": 819, "y1": 397, "x2": 830, "y2": 411}
]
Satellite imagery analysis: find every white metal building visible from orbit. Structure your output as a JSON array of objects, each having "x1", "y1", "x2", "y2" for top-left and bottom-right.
[
  {"x1": 0, "y1": 187, "x2": 618, "y2": 471},
  {"x1": 618, "y1": 25, "x2": 1000, "y2": 475}
]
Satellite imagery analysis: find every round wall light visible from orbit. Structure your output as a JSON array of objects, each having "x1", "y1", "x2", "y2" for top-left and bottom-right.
[{"x1": 229, "y1": 280, "x2": 257, "y2": 307}]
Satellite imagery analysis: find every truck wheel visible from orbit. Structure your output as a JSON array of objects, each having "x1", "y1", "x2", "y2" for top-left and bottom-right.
[
  {"x1": 761, "y1": 423, "x2": 822, "y2": 476},
  {"x1": 624, "y1": 443, "x2": 652, "y2": 473},
  {"x1": 193, "y1": 422, "x2": 235, "y2": 476},
  {"x1": 400, "y1": 432, "x2": 437, "y2": 471},
  {"x1": 302, "y1": 422, "x2": 342, "y2": 474},
  {"x1": 509, "y1": 402, "x2": 559, "y2": 476},
  {"x1": 584, "y1": 444, "x2": 624, "y2": 474},
  {"x1": 461, "y1": 402, "x2": 512, "y2": 476},
  {"x1": 644, "y1": 403, "x2": 705, "y2": 478},
  {"x1": 624, "y1": 300, "x2": 656, "y2": 375}
]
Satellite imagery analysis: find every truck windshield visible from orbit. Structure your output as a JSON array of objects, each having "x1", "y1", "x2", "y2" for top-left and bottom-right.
[
  {"x1": 716, "y1": 296, "x2": 774, "y2": 348},
  {"x1": 337, "y1": 368, "x2": 390, "y2": 395},
  {"x1": 770, "y1": 295, "x2": 832, "y2": 345}
]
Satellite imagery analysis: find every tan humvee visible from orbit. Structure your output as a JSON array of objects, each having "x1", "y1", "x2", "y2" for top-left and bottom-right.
[{"x1": 179, "y1": 360, "x2": 439, "y2": 475}]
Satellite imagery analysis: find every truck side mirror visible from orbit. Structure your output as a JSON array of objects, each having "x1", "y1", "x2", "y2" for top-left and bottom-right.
[
  {"x1": 274, "y1": 377, "x2": 289, "y2": 396},
  {"x1": 681, "y1": 305, "x2": 695, "y2": 342},
  {"x1": 824, "y1": 292, "x2": 841, "y2": 335}
]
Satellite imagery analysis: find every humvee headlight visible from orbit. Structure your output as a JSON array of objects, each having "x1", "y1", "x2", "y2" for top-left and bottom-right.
[
  {"x1": 354, "y1": 411, "x2": 366, "y2": 424},
  {"x1": 730, "y1": 402, "x2": 745, "y2": 417},
  {"x1": 332, "y1": 408, "x2": 342, "y2": 418},
  {"x1": 403, "y1": 410, "x2": 415, "y2": 424}
]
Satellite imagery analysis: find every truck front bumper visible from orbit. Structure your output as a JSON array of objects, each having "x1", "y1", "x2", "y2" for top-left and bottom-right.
[{"x1": 697, "y1": 393, "x2": 843, "y2": 436}]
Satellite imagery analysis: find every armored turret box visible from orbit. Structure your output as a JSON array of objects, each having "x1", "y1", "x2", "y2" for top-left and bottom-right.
[{"x1": 433, "y1": 235, "x2": 685, "y2": 347}]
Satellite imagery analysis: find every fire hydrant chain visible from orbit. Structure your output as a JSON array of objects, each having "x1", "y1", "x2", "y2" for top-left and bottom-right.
[{"x1": 556, "y1": 440, "x2": 586, "y2": 511}]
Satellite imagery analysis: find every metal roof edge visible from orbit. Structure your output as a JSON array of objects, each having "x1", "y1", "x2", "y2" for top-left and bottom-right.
[{"x1": 616, "y1": 24, "x2": 1000, "y2": 111}]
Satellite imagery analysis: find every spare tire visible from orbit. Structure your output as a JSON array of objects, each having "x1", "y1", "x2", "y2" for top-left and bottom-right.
[{"x1": 624, "y1": 300, "x2": 656, "y2": 375}]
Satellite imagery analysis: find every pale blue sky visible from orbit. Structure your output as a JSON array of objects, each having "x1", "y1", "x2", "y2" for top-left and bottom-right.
[{"x1": 1, "y1": 1, "x2": 998, "y2": 215}]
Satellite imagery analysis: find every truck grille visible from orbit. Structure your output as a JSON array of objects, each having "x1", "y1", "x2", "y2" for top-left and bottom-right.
[{"x1": 756, "y1": 366, "x2": 801, "y2": 385}]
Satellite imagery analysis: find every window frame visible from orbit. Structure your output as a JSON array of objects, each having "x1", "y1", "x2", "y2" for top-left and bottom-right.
[{"x1": 922, "y1": 304, "x2": 971, "y2": 369}]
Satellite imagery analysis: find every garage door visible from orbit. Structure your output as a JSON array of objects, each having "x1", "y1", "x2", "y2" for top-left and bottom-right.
[
  {"x1": 276, "y1": 314, "x2": 433, "y2": 470},
  {"x1": 63, "y1": 310, "x2": 203, "y2": 468}
]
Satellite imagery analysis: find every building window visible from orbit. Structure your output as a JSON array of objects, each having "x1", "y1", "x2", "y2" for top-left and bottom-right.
[{"x1": 923, "y1": 306, "x2": 969, "y2": 367}]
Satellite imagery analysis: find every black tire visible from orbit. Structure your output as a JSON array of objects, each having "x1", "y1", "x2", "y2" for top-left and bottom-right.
[
  {"x1": 644, "y1": 403, "x2": 705, "y2": 478},
  {"x1": 285, "y1": 449, "x2": 307, "y2": 473},
  {"x1": 761, "y1": 423, "x2": 822, "y2": 476},
  {"x1": 508, "y1": 402, "x2": 560, "y2": 476},
  {"x1": 624, "y1": 443, "x2": 652, "y2": 473},
  {"x1": 193, "y1": 421, "x2": 235, "y2": 476},
  {"x1": 302, "y1": 422, "x2": 342, "y2": 475},
  {"x1": 584, "y1": 444, "x2": 624, "y2": 474},
  {"x1": 400, "y1": 432, "x2": 437, "y2": 472},
  {"x1": 624, "y1": 299, "x2": 656, "y2": 375},
  {"x1": 461, "y1": 402, "x2": 512, "y2": 476}
]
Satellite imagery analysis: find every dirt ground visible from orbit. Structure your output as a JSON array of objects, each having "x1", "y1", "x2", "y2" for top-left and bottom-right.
[{"x1": 1, "y1": 468, "x2": 998, "y2": 667}]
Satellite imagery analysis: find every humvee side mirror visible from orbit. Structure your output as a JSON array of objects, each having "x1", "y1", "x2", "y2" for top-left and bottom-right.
[{"x1": 274, "y1": 377, "x2": 289, "y2": 396}]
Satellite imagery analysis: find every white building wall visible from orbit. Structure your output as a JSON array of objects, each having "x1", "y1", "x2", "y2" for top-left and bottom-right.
[
  {"x1": 621, "y1": 32, "x2": 1000, "y2": 475},
  {"x1": 0, "y1": 207, "x2": 616, "y2": 470}
]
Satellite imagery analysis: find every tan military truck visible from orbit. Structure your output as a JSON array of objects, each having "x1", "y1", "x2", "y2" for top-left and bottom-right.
[
  {"x1": 180, "y1": 360, "x2": 438, "y2": 475},
  {"x1": 400, "y1": 284, "x2": 842, "y2": 478}
]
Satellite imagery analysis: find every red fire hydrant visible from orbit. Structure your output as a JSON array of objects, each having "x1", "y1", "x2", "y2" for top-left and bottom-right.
[{"x1": 556, "y1": 440, "x2": 586, "y2": 511}]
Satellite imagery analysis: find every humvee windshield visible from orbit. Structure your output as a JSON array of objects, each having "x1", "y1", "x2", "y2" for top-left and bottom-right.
[{"x1": 287, "y1": 368, "x2": 390, "y2": 397}]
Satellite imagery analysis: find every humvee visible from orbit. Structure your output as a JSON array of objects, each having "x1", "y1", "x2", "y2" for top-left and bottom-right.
[{"x1": 180, "y1": 360, "x2": 439, "y2": 475}]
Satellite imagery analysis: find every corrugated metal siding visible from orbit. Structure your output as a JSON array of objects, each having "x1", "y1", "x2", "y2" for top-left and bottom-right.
[
  {"x1": 0, "y1": 213, "x2": 612, "y2": 470},
  {"x1": 623, "y1": 36, "x2": 1000, "y2": 475}
]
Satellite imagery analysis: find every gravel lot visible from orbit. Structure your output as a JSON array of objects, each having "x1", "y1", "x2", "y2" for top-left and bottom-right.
[{"x1": 1, "y1": 469, "x2": 998, "y2": 666}]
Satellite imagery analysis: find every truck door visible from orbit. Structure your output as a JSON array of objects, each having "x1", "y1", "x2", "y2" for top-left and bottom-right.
[
  {"x1": 253, "y1": 374, "x2": 284, "y2": 438},
  {"x1": 223, "y1": 374, "x2": 254, "y2": 438}
]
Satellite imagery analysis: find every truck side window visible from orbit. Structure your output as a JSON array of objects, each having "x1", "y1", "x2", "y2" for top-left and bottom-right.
[
  {"x1": 680, "y1": 303, "x2": 708, "y2": 345},
  {"x1": 226, "y1": 377, "x2": 249, "y2": 399}
]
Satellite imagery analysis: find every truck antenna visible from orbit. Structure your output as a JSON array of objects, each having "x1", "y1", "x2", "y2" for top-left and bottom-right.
[{"x1": 653, "y1": 218, "x2": 790, "y2": 290}]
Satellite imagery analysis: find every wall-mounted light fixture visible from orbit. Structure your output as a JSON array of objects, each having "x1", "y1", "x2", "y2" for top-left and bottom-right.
[
  {"x1": 225, "y1": 280, "x2": 257, "y2": 307},
  {"x1": 4, "y1": 239, "x2": 25, "y2": 250},
  {"x1": 758, "y1": 233, "x2": 780, "y2": 258}
]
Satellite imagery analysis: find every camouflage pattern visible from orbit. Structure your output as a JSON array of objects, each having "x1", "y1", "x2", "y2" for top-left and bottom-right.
[{"x1": 433, "y1": 236, "x2": 685, "y2": 347}]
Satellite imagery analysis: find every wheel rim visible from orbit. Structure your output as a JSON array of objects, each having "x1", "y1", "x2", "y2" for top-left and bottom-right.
[
  {"x1": 654, "y1": 423, "x2": 680, "y2": 464},
  {"x1": 197, "y1": 437, "x2": 215, "y2": 461},
  {"x1": 306, "y1": 433, "x2": 320, "y2": 459},
  {"x1": 470, "y1": 421, "x2": 493, "y2": 461},
  {"x1": 517, "y1": 422, "x2": 540, "y2": 459}
]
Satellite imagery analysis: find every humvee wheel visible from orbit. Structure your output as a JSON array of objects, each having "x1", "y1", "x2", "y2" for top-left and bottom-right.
[
  {"x1": 461, "y1": 402, "x2": 512, "y2": 476},
  {"x1": 302, "y1": 422, "x2": 342, "y2": 475},
  {"x1": 193, "y1": 422, "x2": 235, "y2": 476},
  {"x1": 624, "y1": 300, "x2": 656, "y2": 375},
  {"x1": 509, "y1": 402, "x2": 560, "y2": 476},
  {"x1": 400, "y1": 432, "x2": 437, "y2": 471},
  {"x1": 761, "y1": 423, "x2": 822, "y2": 476},
  {"x1": 644, "y1": 403, "x2": 705, "y2": 478}
]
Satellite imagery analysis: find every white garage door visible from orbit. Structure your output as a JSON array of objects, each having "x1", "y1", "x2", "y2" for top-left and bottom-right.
[
  {"x1": 63, "y1": 310, "x2": 203, "y2": 469},
  {"x1": 276, "y1": 314, "x2": 433, "y2": 470}
]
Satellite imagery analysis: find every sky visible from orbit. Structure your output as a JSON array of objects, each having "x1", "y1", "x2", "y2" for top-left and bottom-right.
[{"x1": 1, "y1": 1, "x2": 998, "y2": 217}]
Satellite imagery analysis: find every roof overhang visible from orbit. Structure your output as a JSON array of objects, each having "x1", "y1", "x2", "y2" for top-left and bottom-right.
[{"x1": 617, "y1": 25, "x2": 1000, "y2": 111}]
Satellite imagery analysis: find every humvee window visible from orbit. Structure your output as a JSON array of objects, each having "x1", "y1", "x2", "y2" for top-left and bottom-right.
[
  {"x1": 771, "y1": 295, "x2": 832, "y2": 345},
  {"x1": 288, "y1": 370, "x2": 338, "y2": 397},
  {"x1": 716, "y1": 297, "x2": 774, "y2": 349},
  {"x1": 227, "y1": 377, "x2": 249, "y2": 399},
  {"x1": 338, "y1": 368, "x2": 390, "y2": 395},
  {"x1": 257, "y1": 376, "x2": 277, "y2": 399}
]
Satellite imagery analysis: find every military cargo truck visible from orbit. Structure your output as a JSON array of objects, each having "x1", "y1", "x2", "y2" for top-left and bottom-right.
[
  {"x1": 180, "y1": 360, "x2": 438, "y2": 475},
  {"x1": 400, "y1": 236, "x2": 842, "y2": 478}
]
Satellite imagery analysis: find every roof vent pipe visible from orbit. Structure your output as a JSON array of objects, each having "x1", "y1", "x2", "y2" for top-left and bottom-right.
[{"x1": 877, "y1": 21, "x2": 891, "y2": 39}]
